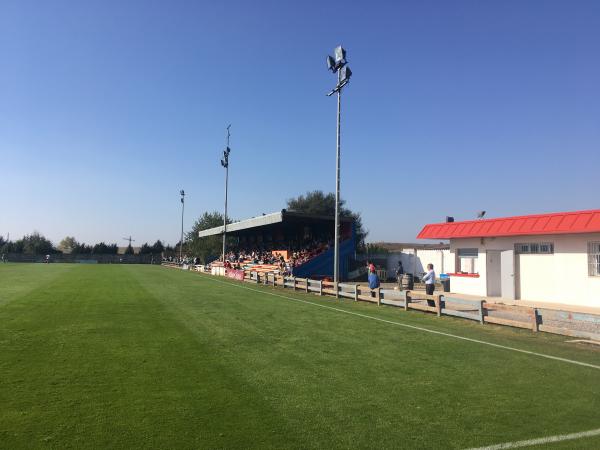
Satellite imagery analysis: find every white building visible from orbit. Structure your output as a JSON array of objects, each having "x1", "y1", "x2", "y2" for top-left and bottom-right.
[
  {"x1": 417, "y1": 209, "x2": 600, "y2": 307},
  {"x1": 359, "y1": 243, "x2": 450, "y2": 279}
]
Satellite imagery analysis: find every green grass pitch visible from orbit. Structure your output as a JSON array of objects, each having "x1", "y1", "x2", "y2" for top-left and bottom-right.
[{"x1": 1, "y1": 263, "x2": 600, "y2": 449}]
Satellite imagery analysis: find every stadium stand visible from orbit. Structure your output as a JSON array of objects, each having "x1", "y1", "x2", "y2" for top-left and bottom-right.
[{"x1": 199, "y1": 210, "x2": 355, "y2": 279}]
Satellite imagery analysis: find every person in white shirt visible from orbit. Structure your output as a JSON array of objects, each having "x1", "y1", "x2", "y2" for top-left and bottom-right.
[{"x1": 422, "y1": 263, "x2": 436, "y2": 305}]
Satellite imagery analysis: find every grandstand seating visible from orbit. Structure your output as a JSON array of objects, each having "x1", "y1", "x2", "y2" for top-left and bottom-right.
[
  {"x1": 241, "y1": 263, "x2": 279, "y2": 274},
  {"x1": 288, "y1": 237, "x2": 355, "y2": 279}
]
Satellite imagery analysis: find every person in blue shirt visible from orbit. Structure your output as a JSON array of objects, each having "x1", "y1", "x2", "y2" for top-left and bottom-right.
[{"x1": 368, "y1": 267, "x2": 380, "y2": 289}]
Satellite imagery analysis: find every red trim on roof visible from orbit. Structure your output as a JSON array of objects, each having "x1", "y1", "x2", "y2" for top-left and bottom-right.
[{"x1": 417, "y1": 209, "x2": 600, "y2": 239}]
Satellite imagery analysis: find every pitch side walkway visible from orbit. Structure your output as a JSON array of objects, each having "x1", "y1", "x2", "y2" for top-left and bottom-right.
[{"x1": 449, "y1": 292, "x2": 600, "y2": 315}]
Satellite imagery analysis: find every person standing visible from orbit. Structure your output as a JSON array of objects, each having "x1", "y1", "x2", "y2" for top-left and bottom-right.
[
  {"x1": 422, "y1": 263, "x2": 436, "y2": 294},
  {"x1": 422, "y1": 263, "x2": 436, "y2": 306},
  {"x1": 395, "y1": 260, "x2": 404, "y2": 284},
  {"x1": 366, "y1": 261, "x2": 375, "y2": 275},
  {"x1": 368, "y1": 266, "x2": 380, "y2": 300}
]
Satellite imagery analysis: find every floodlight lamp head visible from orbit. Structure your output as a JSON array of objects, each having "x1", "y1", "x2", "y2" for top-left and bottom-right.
[
  {"x1": 180, "y1": 189, "x2": 185, "y2": 197},
  {"x1": 327, "y1": 55, "x2": 336, "y2": 72},
  {"x1": 340, "y1": 65, "x2": 352, "y2": 83},
  {"x1": 334, "y1": 46, "x2": 346, "y2": 66}
]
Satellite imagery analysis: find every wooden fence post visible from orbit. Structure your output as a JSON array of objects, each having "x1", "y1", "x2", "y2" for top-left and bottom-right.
[
  {"x1": 354, "y1": 286, "x2": 358, "y2": 302},
  {"x1": 478, "y1": 300, "x2": 485, "y2": 324},
  {"x1": 532, "y1": 308, "x2": 539, "y2": 332},
  {"x1": 335, "y1": 282, "x2": 339, "y2": 299},
  {"x1": 436, "y1": 295, "x2": 442, "y2": 317},
  {"x1": 305, "y1": 279, "x2": 309, "y2": 293},
  {"x1": 319, "y1": 280, "x2": 323, "y2": 296},
  {"x1": 293, "y1": 278, "x2": 297, "y2": 291},
  {"x1": 404, "y1": 291, "x2": 411, "y2": 311},
  {"x1": 376, "y1": 288, "x2": 381, "y2": 306}
]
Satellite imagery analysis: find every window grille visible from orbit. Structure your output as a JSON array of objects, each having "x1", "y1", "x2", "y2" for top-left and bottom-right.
[
  {"x1": 589, "y1": 242, "x2": 600, "y2": 277},
  {"x1": 515, "y1": 242, "x2": 553, "y2": 254}
]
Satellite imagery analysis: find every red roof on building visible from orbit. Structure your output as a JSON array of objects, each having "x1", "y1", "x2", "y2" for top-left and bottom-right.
[{"x1": 417, "y1": 209, "x2": 600, "y2": 239}]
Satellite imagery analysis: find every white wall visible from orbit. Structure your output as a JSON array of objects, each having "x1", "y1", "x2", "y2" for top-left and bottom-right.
[
  {"x1": 383, "y1": 249, "x2": 451, "y2": 278},
  {"x1": 448, "y1": 233, "x2": 600, "y2": 307}
]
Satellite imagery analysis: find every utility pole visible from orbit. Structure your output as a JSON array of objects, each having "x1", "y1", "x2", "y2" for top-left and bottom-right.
[
  {"x1": 221, "y1": 125, "x2": 231, "y2": 262},
  {"x1": 122, "y1": 236, "x2": 136, "y2": 256}
]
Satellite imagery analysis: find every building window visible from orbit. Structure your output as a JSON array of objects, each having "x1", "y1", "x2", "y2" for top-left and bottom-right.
[
  {"x1": 457, "y1": 248, "x2": 478, "y2": 274},
  {"x1": 589, "y1": 242, "x2": 600, "y2": 277},
  {"x1": 515, "y1": 242, "x2": 554, "y2": 254}
]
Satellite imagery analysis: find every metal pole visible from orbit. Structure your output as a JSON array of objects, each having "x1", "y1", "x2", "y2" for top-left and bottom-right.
[
  {"x1": 223, "y1": 164, "x2": 228, "y2": 261},
  {"x1": 222, "y1": 126, "x2": 230, "y2": 262},
  {"x1": 180, "y1": 196, "x2": 184, "y2": 262},
  {"x1": 334, "y1": 69, "x2": 341, "y2": 284}
]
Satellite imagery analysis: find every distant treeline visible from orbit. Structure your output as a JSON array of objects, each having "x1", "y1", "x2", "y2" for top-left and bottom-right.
[{"x1": 0, "y1": 232, "x2": 173, "y2": 255}]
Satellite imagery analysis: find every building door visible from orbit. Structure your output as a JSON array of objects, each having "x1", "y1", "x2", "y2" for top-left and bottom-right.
[
  {"x1": 501, "y1": 249, "x2": 516, "y2": 299},
  {"x1": 486, "y1": 251, "x2": 502, "y2": 297}
]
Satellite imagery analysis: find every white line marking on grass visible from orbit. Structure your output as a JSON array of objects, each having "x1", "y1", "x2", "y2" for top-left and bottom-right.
[
  {"x1": 466, "y1": 427, "x2": 600, "y2": 449},
  {"x1": 199, "y1": 275, "x2": 600, "y2": 371}
]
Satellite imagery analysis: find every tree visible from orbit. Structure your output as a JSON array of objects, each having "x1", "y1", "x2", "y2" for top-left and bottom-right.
[
  {"x1": 124, "y1": 245, "x2": 135, "y2": 255},
  {"x1": 0, "y1": 236, "x2": 8, "y2": 254},
  {"x1": 59, "y1": 236, "x2": 78, "y2": 253},
  {"x1": 286, "y1": 190, "x2": 367, "y2": 248},
  {"x1": 106, "y1": 243, "x2": 118, "y2": 254},
  {"x1": 72, "y1": 243, "x2": 93, "y2": 254},
  {"x1": 151, "y1": 240, "x2": 164, "y2": 254},
  {"x1": 186, "y1": 211, "x2": 232, "y2": 264},
  {"x1": 8, "y1": 240, "x2": 24, "y2": 253},
  {"x1": 18, "y1": 232, "x2": 58, "y2": 255},
  {"x1": 93, "y1": 242, "x2": 113, "y2": 254},
  {"x1": 139, "y1": 243, "x2": 152, "y2": 254},
  {"x1": 364, "y1": 243, "x2": 390, "y2": 255}
]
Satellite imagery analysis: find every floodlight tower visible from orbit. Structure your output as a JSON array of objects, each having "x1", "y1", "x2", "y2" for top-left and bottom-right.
[
  {"x1": 221, "y1": 125, "x2": 231, "y2": 262},
  {"x1": 326, "y1": 45, "x2": 352, "y2": 284},
  {"x1": 179, "y1": 189, "x2": 185, "y2": 262}
]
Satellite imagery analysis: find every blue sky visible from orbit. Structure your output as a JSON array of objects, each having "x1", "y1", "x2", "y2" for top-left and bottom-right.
[{"x1": 2, "y1": 0, "x2": 599, "y2": 246}]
